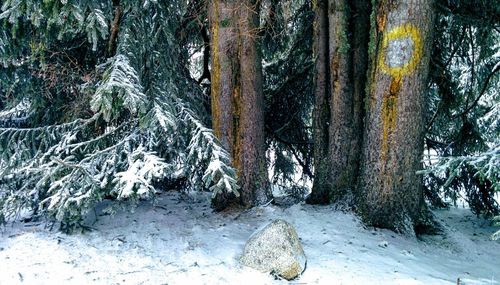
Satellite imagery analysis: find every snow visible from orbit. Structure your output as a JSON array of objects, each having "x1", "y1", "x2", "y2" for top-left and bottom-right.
[
  {"x1": 113, "y1": 147, "x2": 167, "y2": 199},
  {"x1": 1, "y1": 191, "x2": 499, "y2": 285},
  {"x1": 0, "y1": 98, "x2": 30, "y2": 119}
]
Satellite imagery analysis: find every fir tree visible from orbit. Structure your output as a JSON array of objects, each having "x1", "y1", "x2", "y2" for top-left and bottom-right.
[
  {"x1": 0, "y1": 0, "x2": 238, "y2": 231},
  {"x1": 423, "y1": 0, "x2": 500, "y2": 218}
]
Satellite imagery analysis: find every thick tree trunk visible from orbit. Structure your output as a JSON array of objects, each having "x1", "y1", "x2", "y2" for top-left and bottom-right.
[
  {"x1": 327, "y1": 0, "x2": 367, "y2": 202},
  {"x1": 308, "y1": 0, "x2": 331, "y2": 204},
  {"x1": 357, "y1": 0, "x2": 436, "y2": 232},
  {"x1": 209, "y1": 0, "x2": 271, "y2": 208},
  {"x1": 348, "y1": 0, "x2": 371, "y2": 196},
  {"x1": 209, "y1": 0, "x2": 238, "y2": 152},
  {"x1": 327, "y1": 0, "x2": 353, "y2": 202},
  {"x1": 237, "y1": 0, "x2": 271, "y2": 206},
  {"x1": 309, "y1": 0, "x2": 370, "y2": 204},
  {"x1": 209, "y1": 0, "x2": 239, "y2": 210}
]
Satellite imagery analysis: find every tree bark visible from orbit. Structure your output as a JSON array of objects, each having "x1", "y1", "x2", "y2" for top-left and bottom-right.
[
  {"x1": 348, "y1": 0, "x2": 371, "y2": 200},
  {"x1": 326, "y1": 0, "x2": 353, "y2": 203},
  {"x1": 209, "y1": 0, "x2": 238, "y2": 152},
  {"x1": 209, "y1": 0, "x2": 271, "y2": 208},
  {"x1": 308, "y1": 0, "x2": 331, "y2": 204},
  {"x1": 308, "y1": 0, "x2": 370, "y2": 204},
  {"x1": 107, "y1": 0, "x2": 122, "y2": 57},
  {"x1": 357, "y1": 0, "x2": 436, "y2": 232},
  {"x1": 237, "y1": 0, "x2": 271, "y2": 206}
]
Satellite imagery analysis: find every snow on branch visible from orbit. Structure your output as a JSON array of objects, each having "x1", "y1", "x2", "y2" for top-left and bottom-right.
[
  {"x1": 422, "y1": 144, "x2": 500, "y2": 192},
  {"x1": 112, "y1": 146, "x2": 170, "y2": 200},
  {"x1": 91, "y1": 54, "x2": 147, "y2": 122},
  {"x1": 85, "y1": 9, "x2": 109, "y2": 51},
  {"x1": 0, "y1": 1, "x2": 238, "y2": 232},
  {"x1": 182, "y1": 106, "x2": 240, "y2": 198}
]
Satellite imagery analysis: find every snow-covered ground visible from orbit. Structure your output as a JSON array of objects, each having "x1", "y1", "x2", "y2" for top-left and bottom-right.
[{"x1": 1, "y1": 191, "x2": 499, "y2": 285}]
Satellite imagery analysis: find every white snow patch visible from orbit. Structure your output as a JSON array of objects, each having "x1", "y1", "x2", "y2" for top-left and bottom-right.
[
  {"x1": 1, "y1": 192, "x2": 499, "y2": 285},
  {"x1": 0, "y1": 98, "x2": 30, "y2": 118}
]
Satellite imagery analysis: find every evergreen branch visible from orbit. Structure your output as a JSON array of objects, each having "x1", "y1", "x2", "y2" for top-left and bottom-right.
[
  {"x1": 266, "y1": 125, "x2": 314, "y2": 179},
  {"x1": 454, "y1": 62, "x2": 500, "y2": 118},
  {"x1": 266, "y1": 125, "x2": 313, "y2": 146},
  {"x1": 443, "y1": 26, "x2": 467, "y2": 69},
  {"x1": 50, "y1": 156, "x2": 100, "y2": 186},
  {"x1": 66, "y1": 119, "x2": 129, "y2": 153},
  {"x1": 0, "y1": 113, "x2": 99, "y2": 133}
]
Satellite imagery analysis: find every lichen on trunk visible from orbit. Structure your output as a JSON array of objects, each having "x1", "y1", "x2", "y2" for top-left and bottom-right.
[
  {"x1": 357, "y1": 0, "x2": 436, "y2": 232},
  {"x1": 209, "y1": 0, "x2": 271, "y2": 208}
]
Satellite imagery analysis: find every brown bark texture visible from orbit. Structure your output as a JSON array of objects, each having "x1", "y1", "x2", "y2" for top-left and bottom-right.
[
  {"x1": 107, "y1": 0, "x2": 122, "y2": 57},
  {"x1": 209, "y1": 0, "x2": 238, "y2": 152},
  {"x1": 308, "y1": 0, "x2": 332, "y2": 204},
  {"x1": 237, "y1": 1, "x2": 271, "y2": 206},
  {"x1": 357, "y1": 0, "x2": 436, "y2": 231},
  {"x1": 209, "y1": 0, "x2": 271, "y2": 207},
  {"x1": 349, "y1": 0, "x2": 371, "y2": 196},
  {"x1": 309, "y1": 0, "x2": 370, "y2": 204}
]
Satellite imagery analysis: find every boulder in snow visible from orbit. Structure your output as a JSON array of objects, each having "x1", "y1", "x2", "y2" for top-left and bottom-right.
[{"x1": 240, "y1": 219, "x2": 306, "y2": 280}]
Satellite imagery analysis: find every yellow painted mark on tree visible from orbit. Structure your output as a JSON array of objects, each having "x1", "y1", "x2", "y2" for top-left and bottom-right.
[
  {"x1": 380, "y1": 77, "x2": 401, "y2": 171},
  {"x1": 378, "y1": 24, "x2": 423, "y2": 81},
  {"x1": 378, "y1": 24, "x2": 422, "y2": 174}
]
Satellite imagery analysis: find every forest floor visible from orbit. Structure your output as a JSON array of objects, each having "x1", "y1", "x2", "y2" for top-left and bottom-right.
[{"x1": 0, "y1": 191, "x2": 499, "y2": 285}]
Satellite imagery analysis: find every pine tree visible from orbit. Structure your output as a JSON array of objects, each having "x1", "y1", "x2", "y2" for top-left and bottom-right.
[
  {"x1": 0, "y1": 0, "x2": 238, "y2": 230},
  {"x1": 1, "y1": 0, "x2": 498, "y2": 234},
  {"x1": 422, "y1": 0, "x2": 500, "y2": 218},
  {"x1": 209, "y1": 0, "x2": 271, "y2": 208}
]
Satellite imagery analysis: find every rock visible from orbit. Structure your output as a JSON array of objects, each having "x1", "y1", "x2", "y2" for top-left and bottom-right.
[{"x1": 240, "y1": 219, "x2": 306, "y2": 280}]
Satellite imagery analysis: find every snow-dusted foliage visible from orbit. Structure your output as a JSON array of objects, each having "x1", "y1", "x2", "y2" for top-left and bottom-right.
[
  {"x1": 422, "y1": 143, "x2": 500, "y2": 219},
  {"x1": 424, "y1": 13, "x2": 500, "y2": 218},
  {"x1": 112, "y1": 146, "x2": 169, "y2": 200},
  {"x1": 493, "y1": 215, "x2": 500, "y2": 241},
  {"x1": 184, "y1": 109, "x2": 239, "y2": 199},
  {"x1": 1, "y1": 1, "x2": 108, "y2": 51},
  {"x1": 425, "y1": 144, "x2": 500, "y2": 192},
  {"x1": 0, "y1": 1, "x2": 238, "y2": 231},
  {"x1": 90, "y1": 54, "x2": 147, "y2": 121}
]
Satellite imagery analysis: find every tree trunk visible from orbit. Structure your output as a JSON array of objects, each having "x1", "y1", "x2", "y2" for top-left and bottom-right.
[
  {"x1": 308, "y1": 0, "x2": 370, "y2": 204},
  {"x1": 107, "y1": 0, "x2": 122, "y2": 57},
  {"x1": 237, "y1": 0, "x2": 271, "y2": 206},
  {"x1": 357, "y1": 0, "x2": 436, "y2": 232},
  {"x1": 327, "y1": 0, "x2": 353, "y2": 203},
  {"x1": 209, "y1": 0, "x2": 271, "y2": 208},
  {"x1": 308, "y1": 0, "x2": 331, "y2": 204},
  {"x1": 209, "y1": 0, "x2": 238, "y2": 152}
]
